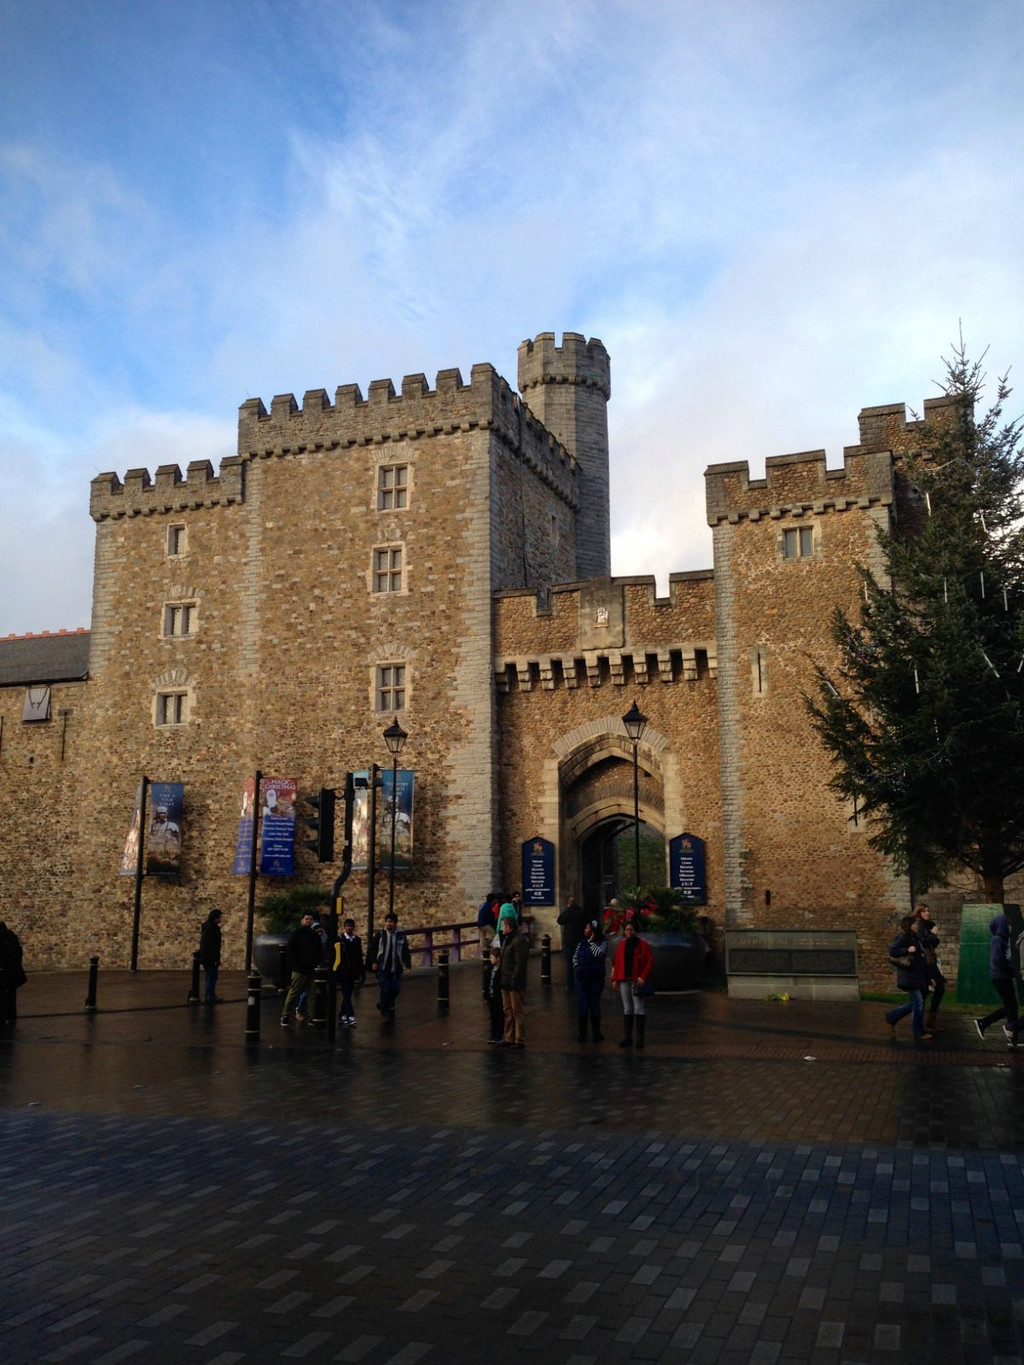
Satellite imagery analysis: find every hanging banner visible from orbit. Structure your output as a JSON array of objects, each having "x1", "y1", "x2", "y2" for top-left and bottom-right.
[
  {"x1": 118, "y1": 780, "x2": 145, "y2": 877},
  {"x1": 669, "y1": 832, "x2": 706, "y2": 903},
  {"x1": 231, "y1": 777, "x2": 256, "y2": 875},
  {"x1": 259, "y1": 777, "x2": 297, "y2": 876},
  {"x1": 351, "y1": 770, "x2": 372, "y2": 871},
  {"x1": 521, "y1": 836, "x2": 555, "y2": 906},
  {"x1": 379, "y1": 769, "x2": 414, "y2": 871},
  {"x1": 147, "y1": 782, "x2": 184, "y2": 878}
]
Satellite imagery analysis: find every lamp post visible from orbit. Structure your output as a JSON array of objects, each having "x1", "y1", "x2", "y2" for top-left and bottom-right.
[
  {"x1": 382, "y1": 718, "x2": 408, "y2": 920},
  {"x1": 622, "y1": 700, "x2": 648, "y2": 888}
]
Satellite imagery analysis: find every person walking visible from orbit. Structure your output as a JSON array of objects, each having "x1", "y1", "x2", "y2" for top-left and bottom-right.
[
  {"x1": 0, "y1": 921, "x2": 26, "y2": 1024},
  {"x1": 915, "y1": 903, "x2": 946, "y2": 1033},
  {"x1": 573, "y1": 919, "x2": 607, "y2": 1042},
  {"x1": 499, "y1": 915, "x2": 529, "y2": 1047},
  {"x1": 610, "y1": 918, "x2": 654, "y2": 1049},
  {"x1": 885, "y1": 915, "x2": 933, "y2": 1041},
  {"x1": 367, "y1": 912, "x2": 412, "y2": 1023},
  {"x1": 280, "y1": 913, "x2": 322, "y2": 1027},
  {"x1": 974, "y1": 914, "x2": 1021, "y2": 1047},
  {"x1": 334, "y1": 917, "x2": 365, "y2": 1026},
  {"x1": 557, "y1": 895, "x2": 589, "y2": 993},
  {"x1": 198, "y1": 908, "x2": 223, "y2": 1004}
]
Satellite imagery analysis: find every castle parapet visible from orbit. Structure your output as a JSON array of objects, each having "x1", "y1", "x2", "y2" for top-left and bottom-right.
[
  {"x1": 518, "y1": 331, "x2": 611, "y2": 399},
  {"x1": 238, "y1": 361, "x2": 579, "y2": 507},
  {"x1": 857, "y1": 394, "x2": 959, "y2": 451},
  {"x1": 90, "y1": 456, "x2": 245, "y2": 522},
  {"x1": 705, "y1": 447, "x2": 894, "y2": 526}
]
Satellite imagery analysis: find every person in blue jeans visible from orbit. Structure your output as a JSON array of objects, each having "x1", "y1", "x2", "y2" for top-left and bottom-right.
[
  {"x1": 885, "y1": 915, "x2": 933, "y2": 1041},
  {"x1": 573, "y1": 919, "x2": 607, "y2": 1042},
  {"x1": 367, "y1": 912, "x2": 411, "y2": 1022}
]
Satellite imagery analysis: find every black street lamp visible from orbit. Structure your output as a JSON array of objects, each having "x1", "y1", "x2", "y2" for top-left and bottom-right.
[
  {"x1": 382, "y1": 719, "x2": 408, "y2": 919},
  {"x1": 622, "y1": 700, "x2": 648, "y2": 888}
]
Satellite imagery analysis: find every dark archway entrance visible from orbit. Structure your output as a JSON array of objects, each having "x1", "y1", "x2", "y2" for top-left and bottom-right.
[{"x1": 579, "y1": 817, "x2": 666, "y2": 917}]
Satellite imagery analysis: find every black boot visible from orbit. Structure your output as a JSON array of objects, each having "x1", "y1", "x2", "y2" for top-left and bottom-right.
[
  {"x1": 591, "y1": 1016, "x2": 604, "y2": 1043},
  {"x1": 577, "y1": 1022, "x2": 588, "y2": 1042},
  {"x1": 635, "y1": 1015, "x2": 646, "y2": 1049},
  {"x1": 619, "y1": 1015, "x2": 634, "y2": 1048}
]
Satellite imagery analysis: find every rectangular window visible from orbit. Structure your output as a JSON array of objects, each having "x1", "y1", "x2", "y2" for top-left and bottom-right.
[
  {"x1": 156, "y1": 692, "x2": 188, "y2": 726},
  {"x1": 377, "y1": 464, "x2": 408, "y2": 510},
  {"x1": 783, "y1": 526, "x2": 814, "y2": 559},
  {"x1": 167, "y1": 525, "x2": 187, "y2": 556},
  {"x1": 22, "y1": 686, "x2": 52, "y2": 722},
  {"x1": 164, "y1": 602, "x2": 196, "y2": 637},
  {"x1": 373, "y1": 546, "x2": 403, "y2": 593},
  {"x1": 376, "y1": 664, "x2": 406, "y2": 713}
]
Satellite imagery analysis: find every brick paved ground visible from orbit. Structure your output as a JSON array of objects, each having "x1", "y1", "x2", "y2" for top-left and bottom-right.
[{"x1": 3, "y1": 964, "x2": 1024, "y2": 1364}]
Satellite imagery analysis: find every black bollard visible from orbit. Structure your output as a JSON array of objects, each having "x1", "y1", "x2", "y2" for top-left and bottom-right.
[
  {"x1": 245, "y1": 971, "x2": 262, "y2": 1044},
  {"x1": 541, "y1": 933, "x2": 551, "y2": 986},
  {"x1": 276, "y1": 945, "x2": 288, "y2": 994},
  {"x1": 187, "y1": 950, "x2": 201, "y2": 1005},
  {"x1": 84, "y1": 956, "x2": 99, "y2": 1014},
  {"x1": 438, "y1": 948, "x2": 450, "y2": 1011},
  {"x1": 312, "y1": 966, "x2": 329, "y2": 1030}
]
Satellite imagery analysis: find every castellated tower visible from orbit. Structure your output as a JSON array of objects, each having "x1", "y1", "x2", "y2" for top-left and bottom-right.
[{"x1": 518, "y1": 332, "x2": 611, "y2": 579}]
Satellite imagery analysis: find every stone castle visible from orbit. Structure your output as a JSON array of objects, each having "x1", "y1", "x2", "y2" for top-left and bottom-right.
[{"x1": 0, "y1": 331, "x2": 980, "y2": 984}]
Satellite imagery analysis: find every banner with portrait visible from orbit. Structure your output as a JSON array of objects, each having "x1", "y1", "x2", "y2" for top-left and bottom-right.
[
  {"x1": 231, "y1": 777, "x2": 257, "y2": 875},
  {"x1": 147, "y1": 782, "x2": 184, "y2": 878},
  {"x1": 118, "y1": 780, "x2": 146, "y2": 877}
]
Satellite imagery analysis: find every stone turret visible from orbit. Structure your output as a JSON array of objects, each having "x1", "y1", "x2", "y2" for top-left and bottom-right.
[{"x1": 518, "y1": 332, "x2": 611, "y2": 579}]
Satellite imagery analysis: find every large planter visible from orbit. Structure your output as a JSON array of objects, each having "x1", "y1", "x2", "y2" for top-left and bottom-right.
[
  {"x1": 611, "y1": 931, "x2": 706, "y2": 991},
  {"x1": 254, "y1": 932, "x2": 290, "y2": 987}
]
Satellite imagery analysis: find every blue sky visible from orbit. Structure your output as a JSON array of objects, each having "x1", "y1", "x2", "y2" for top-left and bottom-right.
[{"x1": 2, "y1": 0, "x2": 1022, "y2": 635}]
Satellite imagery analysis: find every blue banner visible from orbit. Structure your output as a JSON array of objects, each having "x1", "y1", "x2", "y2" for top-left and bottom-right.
[
  {"x1": 259, "y1": 777, "x2": 297, "y2": 876},
  {"x1": 379, "y1": 769, "x2": 414, "y2": 870},
  {"x1": 521, "y1": 836, "x2": 555, "y2": 905},
  {"x1": 669, "y1": 832, "x2": 706, "y2": 903},
  {"x1": 231, "y1": 777, "x2": 256, "y2": 875},
  {"x1": 147, "y1": 782, "x2": 184, "y2": 878}
]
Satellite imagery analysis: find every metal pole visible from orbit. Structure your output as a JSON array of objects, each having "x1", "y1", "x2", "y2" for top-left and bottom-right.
[
  {"x1": 632, "y1": 741, "x2": 641, "y2": 887},
  {"x1": 388, "y1": 753, "x2": 399, "y2": 919},
  {"x1": 367, "y1": 762, "x2": 379, "y2": 953},
  {"x1": 245, "y1": 971, "x2": 261, "y2": 1044},
  {"x1": 541, "y1": 933, "x2": 551, "y2": 986},
  {"x1": 245, "y1": 770, "x2": 262, "y2": 972},
  {"x1": 130, "y1": 776, "x2": 149, "y2": 972},
  {"x1": 84, "y1": 956, "x2": 99, "y2": 1013},
  {"x1": 437, "y1": 948, "x2": 450, "y2": 1010},
  {"x1": 187, "y1": 950, "x2": 201, "y2": 1005}
]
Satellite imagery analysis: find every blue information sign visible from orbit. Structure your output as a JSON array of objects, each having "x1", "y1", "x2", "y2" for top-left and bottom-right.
[
  {"x1": 521, "y1": 836, "x2": 555, "y2": 906},
  {"x1": 669, "y1": 832, "x2": 706, "y2": 903}
]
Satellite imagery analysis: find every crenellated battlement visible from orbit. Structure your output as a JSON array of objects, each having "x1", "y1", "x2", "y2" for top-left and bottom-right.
[
  {"x1": 856, "y1": 393, "x2": 959, "y2": 452},
  {"x1": 90, "y1": 457, "x2": 246, "y2": 522},
  {"x1": 518, "y1": 331, "x2": 611, "y2": 399}
]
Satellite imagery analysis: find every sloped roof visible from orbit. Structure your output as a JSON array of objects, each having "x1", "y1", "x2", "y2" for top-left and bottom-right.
[{"x1": 0, "y1": 630, "x2": 91, "y2": 686}]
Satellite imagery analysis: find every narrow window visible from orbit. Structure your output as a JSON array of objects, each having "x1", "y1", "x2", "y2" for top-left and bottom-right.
[
  {"x1": 782, "y1": 525, "x2": 815, "y2": 559},
  {"x1": 751, "y1": 648, "x2": 767, "y2": 695},
  {"x1": 377, "y1": 464, "x2": 409, "y2": 510},
  {"x1": 156, "y1": 692, "x2": 188, "y2": 726},
  {"x1": 167, "y1": 525, "x2": 187, "y2": 556},
  {"x1": 376, "y1": 664, "x2": 406, "y2": 712},
  {"x1": 373, "y1": 546, "x2": 403, "y2": 593},
  {"x1": 164, "y1": 602, "x2": 196, "y2": 637}
]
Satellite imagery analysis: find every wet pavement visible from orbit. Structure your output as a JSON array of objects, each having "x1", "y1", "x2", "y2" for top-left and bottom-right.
[{"x1": 3, "y1": 963, "x2": 1024, "y2": 1364}]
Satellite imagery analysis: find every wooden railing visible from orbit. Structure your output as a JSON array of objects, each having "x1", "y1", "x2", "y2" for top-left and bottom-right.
[{"x1": 402, "y1": 916, "x2": 535, "y2": 968}]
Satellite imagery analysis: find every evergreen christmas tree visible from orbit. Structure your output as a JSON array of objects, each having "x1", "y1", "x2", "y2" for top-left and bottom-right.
[{"x1": 808, "y1": 340, "x2": 1024, "y2": 902}]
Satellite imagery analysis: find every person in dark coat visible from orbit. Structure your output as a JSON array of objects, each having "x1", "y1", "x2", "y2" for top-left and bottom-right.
[
  {"x1": 914, "y1": 903, "x2": 945, "y2": 1032},
  {"x1": 573, "y1": 919, "x2": 607, "y2": 1043},
  {"x1": 280, "y1": 913, "x2": 323, "y2": 1026},
  {"x1": 483, "y1": 945, "x2": 504, "y2": 1044},
  {"x1": 198, "y1": 909, "x2": 223, "y2": 1004},
  {"x1": 499, "y1": 917, "x2": 529, "y2": 1046},
  {"x1": 557, "y1": 896, "x2": 589, "y2": 992},
  {"x1": 0, "y1": 921, "x2": 26, "y2": 1024},
  {"x1": 885, "y1": 915, "x2": 933, "y2": 1040},
  {"x1": 334, "y1": 917, "x2": 365, "y2": 1026},
  {"x1": 974, "y1": 914, "x2": 1021, "y2": 1046}
]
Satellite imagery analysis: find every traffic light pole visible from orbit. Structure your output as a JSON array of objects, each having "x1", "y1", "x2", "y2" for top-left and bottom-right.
[{"x1": 245, "y1": 770, "x2": 262, "y2": 973}]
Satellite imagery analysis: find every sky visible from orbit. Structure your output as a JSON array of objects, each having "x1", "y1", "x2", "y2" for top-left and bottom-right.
[{"x1": 1, "y1": 0, "x2": 1022, "y2": 636}]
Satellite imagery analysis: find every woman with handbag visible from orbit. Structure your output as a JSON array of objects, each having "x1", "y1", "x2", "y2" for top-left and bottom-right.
[
  {"x1": 610, "y1": 918, "x2": 654, "y2": 1049},
  {"x1": 885, "y1": 915, "x2": 933, "y2": 1041}
]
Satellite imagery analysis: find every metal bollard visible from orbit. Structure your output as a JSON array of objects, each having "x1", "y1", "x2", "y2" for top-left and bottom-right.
[
  {"x1": 437, "y1": 948, "x2": 450, "y2": 1010},
  {"x1": 245, "y1": 971, "x2": 262, "y2": 1043},
  {"x1": 84, "y1": 955, "x2": 99, "y2": 1014},
  {"x1": 541, "y1": 933, "x2": 551, "y2": 986},
  {"x1": 187, "y1": 950, "x2": 201, "y2": 1005},
  {"x1": 312, "y1": 966, "x2": 329, "y2": 1029},
  {"x1": 276, "y1": 945, "x2": 288, "y2": 994}
]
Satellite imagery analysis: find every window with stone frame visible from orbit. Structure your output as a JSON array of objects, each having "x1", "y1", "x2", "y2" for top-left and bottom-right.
[
  {"x1": 167, "y1": 524, "x2": 187, "y2": 556},
  {"x1": 375, "y1": 663, "x2": 406, "y2": 713},
  {"x1": 372, "y1": 545, "x2": 404, "y2": 594},
  {"x1": 782, "y1": 525, "x2": 814, "y2": 559},
  {"x1": 377, "y1": 464, "x2": 409, "y2": 510},
  {"x1": 156, "y1": 691, "x2": 189, "y2": 726},
  {"x1": 163, "y1": 601, "x2": 197, "y2": 637}
]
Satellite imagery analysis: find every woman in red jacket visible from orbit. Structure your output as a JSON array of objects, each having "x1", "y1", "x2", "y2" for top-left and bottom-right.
[{"x1": 610, "y1": 918, "x2": 654, "y2": 1049}]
